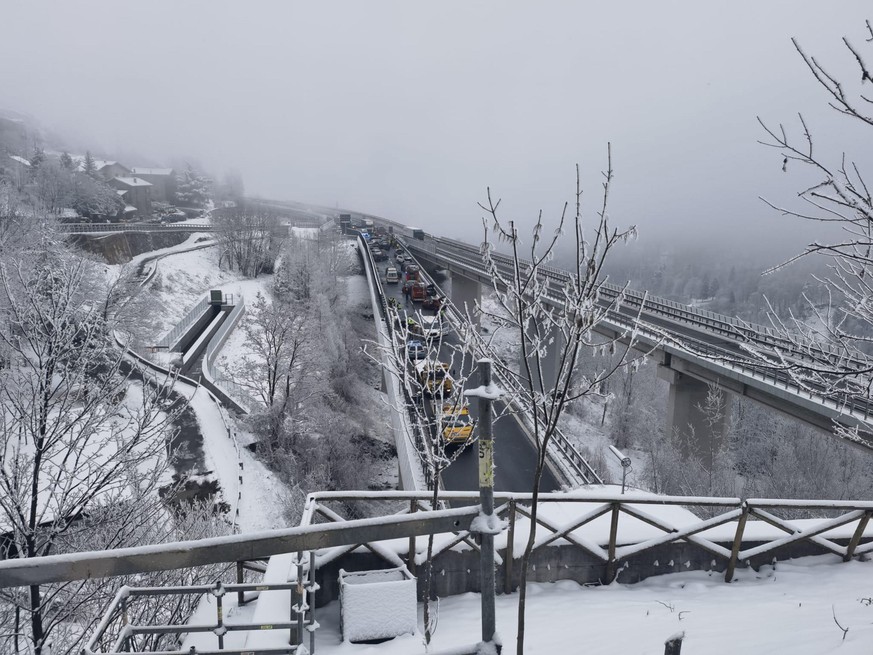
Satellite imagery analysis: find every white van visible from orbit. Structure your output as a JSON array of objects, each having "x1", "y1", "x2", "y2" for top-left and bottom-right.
[{"x1": 385, "y1": 267, "x2": 400, "y2": 283}]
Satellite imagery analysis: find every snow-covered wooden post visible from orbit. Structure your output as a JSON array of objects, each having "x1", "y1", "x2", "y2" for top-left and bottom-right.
[{"x1": 664, "y1": 631, "x2": 684, "y2": 654}]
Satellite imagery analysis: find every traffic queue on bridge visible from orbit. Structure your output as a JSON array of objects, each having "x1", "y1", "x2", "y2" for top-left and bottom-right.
[{"x1": 358, "y1": 221, "x2": 476, "y2": 450}]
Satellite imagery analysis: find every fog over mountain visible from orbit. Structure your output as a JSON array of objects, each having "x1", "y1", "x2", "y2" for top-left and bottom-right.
[{"x1": 1, "y1": 1, "x2": 870, "y2": 254}]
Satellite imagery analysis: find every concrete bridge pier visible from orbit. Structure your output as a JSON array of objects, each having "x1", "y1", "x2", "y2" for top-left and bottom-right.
[
  {"x1": 658, "y1": 362, "x2": 729, "y2": 468},
  {"x1": 451, "y1": 272, "x2": 481, "y2": 326}
]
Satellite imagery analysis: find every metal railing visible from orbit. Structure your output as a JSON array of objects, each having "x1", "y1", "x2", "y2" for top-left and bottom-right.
[
  {"x1": 202, "y1": 298, "x2": 253, "y2": 413},
  {"x1": 84, "y1": 581, "x2": 303, "y2": 655},
  {"x1": 4, "y1": 490, "x2": 872, "y2": 653},
  {"x1": 59, "y1": 222, "x2": 214, "y2": 233},
  {"x1": 154, "y1": 295, "x2": 213, "y2": 351}
]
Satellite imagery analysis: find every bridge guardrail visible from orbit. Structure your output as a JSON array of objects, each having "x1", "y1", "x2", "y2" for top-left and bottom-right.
[
  {"x1": 357, "y1": 235, "x2": 431, "y2": 491},
  {"x1": 430, "y1": 235, "x2": 849, "y2": 366},
  {"x1": 60, "y1": 222, "x2": 213, "y2": 233},
  {"x1": 416, "y1": 236, "x2": 873, "y2": 428}
]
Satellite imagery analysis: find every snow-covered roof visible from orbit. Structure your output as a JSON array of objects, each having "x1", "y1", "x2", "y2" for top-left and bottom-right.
[
  {"x1": 116, "y1": 189, "x2": 127, "y2": 197},
  {"x1": 8, "y1": 155, "x2": 30, "y2": 167},
  {"x1": 130, "y1": 167, "x2": 174, "y2": 176},
  {"x1": 59, "y1": 208, "x2": 79, "y2": 219},
  {"x1": 113, "y1": 176, "x2": 153, "y2": 187},
  {"x1": 71, "y1": 157, "x2": 128, "y2": 172},
  {"x1": 123, "y1": 205, "x2": 137, "y2": 213}
]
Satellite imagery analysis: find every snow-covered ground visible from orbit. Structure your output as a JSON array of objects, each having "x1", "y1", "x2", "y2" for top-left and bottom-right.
[
  {"x1": 314, "y1": 555, "x2": 873, "y2": 655},
  {"x1": 183, "y1": 551, "x2": 873, "y2": 654}
]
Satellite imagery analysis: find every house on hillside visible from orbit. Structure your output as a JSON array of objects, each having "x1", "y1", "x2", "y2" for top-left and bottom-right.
[
  {"x1": 73, "y1": 157, "x2": 131, "y2": 181},
  {"x1": 130, "y1": 167, "x2": 177, "y2": 203},
  {"x1": 94, "y1": 160, "x2": 130, "y2": 181},
  {"x1": 108, "y1": 176, "x2": 153, "y2": 219}
]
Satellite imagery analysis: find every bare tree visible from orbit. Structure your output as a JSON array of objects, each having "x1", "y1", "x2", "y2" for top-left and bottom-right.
[
  {"x1": 214, "y1": 208, "x2": 281, "y2": 278},
  {"x1": 0, "y1": 248, "x2": 183, "y2": 655},
  {"x1": 226, "y1": 291, "x2": 313, "y2": 455},
  {"x1": 756, "y1": 20, "x2": 873, "y2": 443},
  {"x1": 479, "y1": 150, "x2": 649, "y2": 654}
]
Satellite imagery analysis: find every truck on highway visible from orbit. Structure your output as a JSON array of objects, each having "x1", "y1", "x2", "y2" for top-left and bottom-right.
[
  {"x1": 415, "y1": 360, "x2": 454, "y2": 397},
  {"x1": 440, "y1": 403, "x2": 474, "y2": 445},
  {"x1": 410, "y1": 281, "x2": 427, "y2": 303}
]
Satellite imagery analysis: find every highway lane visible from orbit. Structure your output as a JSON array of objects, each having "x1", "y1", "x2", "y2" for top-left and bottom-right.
[{"x1": 373, "y1": 242, "x2": 561, "y2": 493}]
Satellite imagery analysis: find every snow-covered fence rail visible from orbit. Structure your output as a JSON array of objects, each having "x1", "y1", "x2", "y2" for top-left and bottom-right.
[
  {"x1": 357, "y1": 235, "x2": 429, "y2": 491},
  {"x1": 5, "y1": 490, "x2": 873, "y2": 651},
  {"x1": 300, "y1": 490, "x2": 873, "y2": 591},
  {"x1": 0, "y1": 504, "x2": 481, "y2": 587}
]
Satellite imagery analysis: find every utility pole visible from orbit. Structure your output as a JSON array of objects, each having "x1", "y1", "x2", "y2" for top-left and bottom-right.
[{"x1": 475, "y1": 358, "x2": 498, "y2": 650}]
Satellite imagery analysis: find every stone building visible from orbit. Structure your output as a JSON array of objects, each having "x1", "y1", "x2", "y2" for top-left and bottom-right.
[
  {"x1": 108, "y1": 176, "x2": 153, "y2": 219},
  {"x1": 129, "y1": 167, "x2": 177, "y2": 203}
]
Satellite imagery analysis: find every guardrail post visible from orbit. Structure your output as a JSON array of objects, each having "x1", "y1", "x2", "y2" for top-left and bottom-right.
[
  {"x1": 844, "y1": 511, "x2": 871, "y2": 562},
  {"x1": 215, "y1": 586, "x2": 225, "y2": 650},
  {"x1": 505, "y1": 500, "x2": 516, "y2": 594},
  {"x1": 408, "y1": 500, "x2": 418, "y2": 575},
  {"x1": 725, "y1": 502, "x2": 749, "y2": 582},
  {"x1": 308, "y1": 549, "x2": 317, "y2": 655},
  {"x1": 296, "y1": 552, "x2": 305, "y2": 646},
  {"x1": 236, "y1": 562, "x2": 245, "y2": 606},
  {"x1": 121, "y1": 594, "x2": 131, "y2": 651},
  {"x1": 606, "y1": 502, "x2": 621, "y2": 582}
]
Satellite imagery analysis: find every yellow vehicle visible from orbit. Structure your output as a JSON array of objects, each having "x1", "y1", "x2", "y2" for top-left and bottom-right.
[
  {"x1": 441, "y1": 403, "x2": 474, "y2": 445},
  {"x1": 415, "y1": 360, "x2": 454, "y2": 396}
]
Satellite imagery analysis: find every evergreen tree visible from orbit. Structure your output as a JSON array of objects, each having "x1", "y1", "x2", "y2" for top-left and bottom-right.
[
  {"x1": 29, "y1": 146, "x2": 45, "y2": 170},
  {"x1": 83, "y1": 150, "x2": 97, "y2": 178},
  {"x1": 174, "y1": 165, "x2": 212, "y2": 208},
  {"x1": 59, "y1": 151, "x2": 74, "y2": 170}
]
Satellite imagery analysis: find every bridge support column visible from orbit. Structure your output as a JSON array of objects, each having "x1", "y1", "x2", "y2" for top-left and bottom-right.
[
  {"x1": 450, "y1": 272, "x2": 481, "y2": 326},
  {"x1": 658, "y1": 365, "x2": 729, "y2": 468}
]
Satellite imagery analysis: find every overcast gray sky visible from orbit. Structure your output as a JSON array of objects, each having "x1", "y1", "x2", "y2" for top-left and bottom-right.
[{"x1": 1, "y1": 1, "x2": 871, "y2": 251}]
